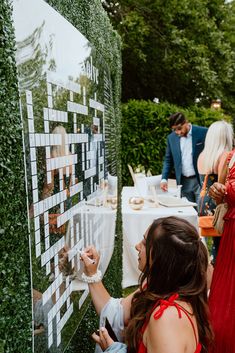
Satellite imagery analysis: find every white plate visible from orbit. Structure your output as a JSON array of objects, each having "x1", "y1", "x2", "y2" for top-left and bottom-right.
[{"x1": 156, "y1": 195, "x2": 197, "y2": 207}]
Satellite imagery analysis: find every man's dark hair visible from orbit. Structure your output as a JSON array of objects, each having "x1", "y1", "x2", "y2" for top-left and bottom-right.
[{"x1": 169, "y1": 112, "x2": 186, "y2": 128}]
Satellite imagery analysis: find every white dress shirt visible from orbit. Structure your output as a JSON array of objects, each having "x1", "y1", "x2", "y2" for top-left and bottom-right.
[{"x1": 180, "y1": 124, "x2": 195, "y2": 177}]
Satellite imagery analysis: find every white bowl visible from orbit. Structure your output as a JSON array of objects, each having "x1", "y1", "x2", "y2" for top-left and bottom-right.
[{"x1": 129, "y1": 197, "x2": 144, "y2": 210}]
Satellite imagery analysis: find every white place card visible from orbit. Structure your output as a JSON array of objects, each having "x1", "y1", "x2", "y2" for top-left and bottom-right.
[
  {"x1": 26, "y1": 90, "x2": 32, "y2": 104},
  {"x1": 34, "y1": 216, "x2": 40, "y2": 230},
  {"x1": 46, "y1": 261, "x2": 51, "y2": 275},
  {"x1": 43, "y1": 107, "x2": 48, "y2": 120},
  {"x1": 45, "y1": 236, "x2": 50, "y2": 250},
  {"x1": 30, "y1": 147, "x2": 36, "y2": 162},
  {"x1": 31, "y1": 161, "x2": 37, "y2": 176},
  {"x1": 48, "y1": 333, "x2": 53, "y2": 348},
  {"x1": 27, "y1": 104, "x2": 34, "y2": 119},
  {"x1": 35, "y1": 229, "x2": 40, "y2": 244},
  {"x1": 35, "y1": 243, "x2": 41, "y2": 258},
  {"x1": 48, "y1": 95, "x2": 53, "y2": 108},
  {"x1": 44, "y1": 120, "x2": 49, "y2": 133}
]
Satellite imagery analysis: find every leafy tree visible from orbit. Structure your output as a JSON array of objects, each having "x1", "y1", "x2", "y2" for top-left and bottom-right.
[
  {"x1": 221, "y1": 0, "x2": 235, "y2": 115},
  {"x1": 103, "y1": 0, "x2": 235, "y2": 113}
]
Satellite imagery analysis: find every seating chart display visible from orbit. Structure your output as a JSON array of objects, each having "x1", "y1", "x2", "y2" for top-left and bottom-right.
[{"x1": 13, "y1": 0, "x2": 117, "y2": 351}]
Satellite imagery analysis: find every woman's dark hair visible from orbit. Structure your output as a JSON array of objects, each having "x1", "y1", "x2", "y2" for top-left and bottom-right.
[
  {"x1": 125, "y1": 216, "x2": 213, "y2": 353},
  {"x1": 169, "y1": 112, "x2": 186, "y2": 127}
]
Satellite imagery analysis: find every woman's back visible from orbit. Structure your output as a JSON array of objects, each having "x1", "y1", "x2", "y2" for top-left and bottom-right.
[
  {"x1": 197, "y1": 151, "x2": 219, "y2": 176},
  {"x1": 139, "y1": 295, "x2": 201, "y2": 353}
]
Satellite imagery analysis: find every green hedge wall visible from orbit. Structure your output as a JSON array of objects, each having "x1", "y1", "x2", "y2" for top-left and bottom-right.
[
  {"x1": 122, "y1": 99, "x2": 231, "y2": 186},
  {"x1": 0, "y1": 1, "x2": 32, "y2": 353},
  {"x1": 0, "y1": 1, "x2": 122, "y2": 353}
]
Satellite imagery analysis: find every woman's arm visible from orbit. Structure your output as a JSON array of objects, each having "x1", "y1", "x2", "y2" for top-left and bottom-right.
[
  {"x1": 218, "y1": 151, "x2": 229, "y2": 184},
  {"x1": 197, "y1": 152, "x2": 205, "y2": 174},
  {"x1": 88, "y1": 281, "x2": 111, "y2": 316},
  {"x1": 81, "y1": 246, "x2": 111, "y2": 315},
  {"x1": 81, "y1": 246, "x2": 136, "y2": 320},
  {"x1": 121, "y1": 289, "x2": 139, "y2": 325}
]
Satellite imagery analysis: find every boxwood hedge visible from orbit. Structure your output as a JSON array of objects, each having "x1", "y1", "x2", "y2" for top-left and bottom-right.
[{"x1": 121, "y1": 99, "x2": 231, "y2": 186}]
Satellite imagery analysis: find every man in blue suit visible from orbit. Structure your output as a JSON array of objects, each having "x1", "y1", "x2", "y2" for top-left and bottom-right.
[{"x1": 160, "y1": 112, "x2": 207, "y2": 204}]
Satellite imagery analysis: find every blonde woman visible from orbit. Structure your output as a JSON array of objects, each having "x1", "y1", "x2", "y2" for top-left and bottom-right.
[
  {"x1": 51, "y1": 126, "x2": 69, "y2": 159},
  {"x1": 197, "y1": 120, "x2": 233, "y2": 263},
  {"x1": 43, "y1": 125, "x2": 73, "y2": 197},
  {"x1": 42, "y1": 126, "x2": 73, "y2": 237}
]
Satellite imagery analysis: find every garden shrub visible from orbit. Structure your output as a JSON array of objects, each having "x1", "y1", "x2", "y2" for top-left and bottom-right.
[{"x1": 122, "y1": 99, "x2": 231, "y2": 186}]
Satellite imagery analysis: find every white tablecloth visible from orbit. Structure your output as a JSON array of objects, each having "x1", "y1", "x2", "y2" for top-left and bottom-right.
[
  {"x1": 65, "y1": 202, "x2": 116, "y2": 291},
  {"x1": 122, "y1": 187, "x2": 198, "y2": 288}
]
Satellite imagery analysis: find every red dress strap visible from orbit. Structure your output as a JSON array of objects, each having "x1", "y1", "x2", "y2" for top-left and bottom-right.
[
  {"x1": 138, "y1": 294, "x2": 201, "y2": 353},
  {"x1": 153, "y1": 293, "x2": 181, "y2": 319},
  {"x1": 174, "y1": 302, "x2": 202, "y2": 353}
]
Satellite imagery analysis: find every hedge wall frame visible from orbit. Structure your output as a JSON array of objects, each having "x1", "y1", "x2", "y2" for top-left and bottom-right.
[{"x1": 0, "y1": 1, "x2": 122, "y2": 352}]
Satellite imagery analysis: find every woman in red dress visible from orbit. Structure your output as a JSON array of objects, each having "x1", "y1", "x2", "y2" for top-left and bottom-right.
[
  {"x1": 209, "y1": 151, "x2": 235, "y2": 353},
  {"x1": 81, "y1": 217, "x2": 213, "y2": 353}
]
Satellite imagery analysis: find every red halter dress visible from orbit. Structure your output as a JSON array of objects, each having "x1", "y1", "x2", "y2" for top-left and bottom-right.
[{"x1": 137, "y1": 294, "x2": 202, "y2": 353}]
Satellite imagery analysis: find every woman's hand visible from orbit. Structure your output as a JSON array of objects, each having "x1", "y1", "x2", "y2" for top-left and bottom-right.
[
  {"x1": 209, "y1": 182, "x2": 226, "y2": 204},
  {"x1": 92, "y1": 327, "x2": 114, "y2": 351},
  {"x1": 80, "y1": 245, "x2": 100, "y2": 276}
]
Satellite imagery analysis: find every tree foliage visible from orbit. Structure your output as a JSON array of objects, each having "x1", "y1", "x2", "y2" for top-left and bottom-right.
[{"x1": 103, "y1": 0, "x2": 235, "y2": 113}]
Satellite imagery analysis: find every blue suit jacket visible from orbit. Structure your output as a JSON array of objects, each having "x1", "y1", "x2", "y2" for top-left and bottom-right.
[{"x1": 161, "y1": 125, "x2": 208, "y2": 186}]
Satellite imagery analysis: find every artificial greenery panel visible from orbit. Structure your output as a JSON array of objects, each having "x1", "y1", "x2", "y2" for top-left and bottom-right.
[
  {"x1": 0, "y1": 1, "x2": 32, "y2": 353},
  {"x1": 0, "y1": 0, "x2": 122, "y2": 352}
]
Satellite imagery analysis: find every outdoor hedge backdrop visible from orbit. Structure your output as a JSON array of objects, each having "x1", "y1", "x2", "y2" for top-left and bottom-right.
[{"x1": 0, "y1": 1, "x2": 122, "y2": 353}]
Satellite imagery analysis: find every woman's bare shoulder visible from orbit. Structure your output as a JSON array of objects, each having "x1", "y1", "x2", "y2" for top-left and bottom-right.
[
  {"x1": 145, "y1": 302, "x2": 195, "y2": 353},
  {"x1": 149, "y1": 302, "x2": 188, "y2": 327}
]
